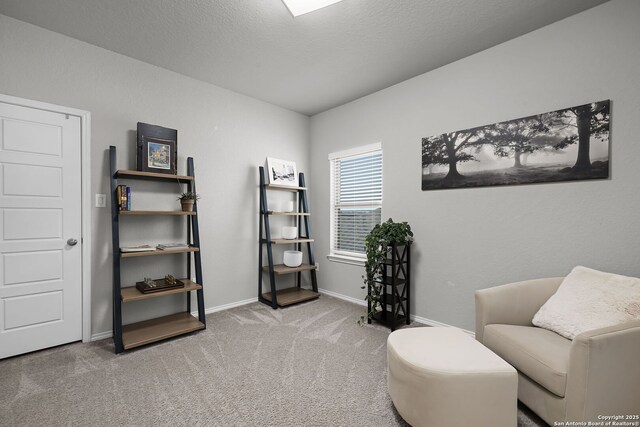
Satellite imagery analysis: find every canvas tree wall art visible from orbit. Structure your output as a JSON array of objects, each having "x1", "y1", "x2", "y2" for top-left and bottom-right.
[{"x1": 421, "y1": 100, "x2": 610, "y2": 190}]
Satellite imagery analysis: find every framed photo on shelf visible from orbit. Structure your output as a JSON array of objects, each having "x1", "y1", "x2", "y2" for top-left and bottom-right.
[
  {"x1": 266, "y1": 157, "x2": 298, "y2": 186},
  {"x1": 137, "y1": 122, "x2": 178, "y2": 174}
]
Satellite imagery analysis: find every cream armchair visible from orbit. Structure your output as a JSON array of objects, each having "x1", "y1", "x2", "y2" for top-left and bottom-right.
[{"x1": 475, "y1": 278, "x2": 640, "y2": 425}]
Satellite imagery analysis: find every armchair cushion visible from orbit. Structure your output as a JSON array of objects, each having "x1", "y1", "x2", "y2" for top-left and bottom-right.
[
  {"x1": 532, "y1": 266, "x2": 640, "y2": 340},
  {"x1": 483, "y1": 324, "x2": 571, "y2": 397}
]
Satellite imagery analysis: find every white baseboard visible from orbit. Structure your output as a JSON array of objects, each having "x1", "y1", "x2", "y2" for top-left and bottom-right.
[
  {"x1": 90, "y1": 330, "x2": 113, "y2": 342},
  {"x1": 190, "y1": 297, "x2": 256, "y2": 317},
  {"x1": 412, "y1": 314, "x2": 475, "y2": 337},
  {"x1": 91, "y1": 297, "x2": 258, "y2": 342},
  {"x1": 318, "y1": 287, "x2": 367, "y2": 306},
  {"x1": 319, "y1": 287, "x2": 475, "y2": 337}
]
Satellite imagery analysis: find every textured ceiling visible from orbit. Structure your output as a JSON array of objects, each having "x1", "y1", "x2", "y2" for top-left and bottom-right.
[{"x1": 0, "y1": 0, "x2": 608, "y2": 115}]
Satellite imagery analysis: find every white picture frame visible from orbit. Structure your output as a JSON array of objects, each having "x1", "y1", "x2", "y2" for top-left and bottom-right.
[{"x1": 266, "y1": 157, "x2": 298, "y2": 186}]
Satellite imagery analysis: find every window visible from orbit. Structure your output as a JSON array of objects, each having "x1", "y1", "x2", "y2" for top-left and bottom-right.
[{"x1": 329, "y1": 143, "x2": 382, "y2": 262}]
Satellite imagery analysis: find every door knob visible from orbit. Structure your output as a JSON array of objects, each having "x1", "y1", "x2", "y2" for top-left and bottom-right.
[{"x1": 67, "y1": 238, "x2": 78, "y2": 246}]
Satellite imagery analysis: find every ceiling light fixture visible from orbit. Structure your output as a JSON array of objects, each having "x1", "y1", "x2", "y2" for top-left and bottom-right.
[{"x1": 281, "y1": 0, "x2": 345, "y2": 17}]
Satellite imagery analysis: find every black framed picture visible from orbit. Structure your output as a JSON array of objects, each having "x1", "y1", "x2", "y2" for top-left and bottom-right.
[
  {"x1": 421, "y1": 99, "x2": 610, "y2": 190},
  {"x1": 136, "y1": 122, "x2": 178, "y2": 174}
]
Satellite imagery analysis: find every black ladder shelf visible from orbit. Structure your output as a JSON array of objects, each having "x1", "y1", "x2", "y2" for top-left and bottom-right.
[
  {"x1": 110, "y1": 145, "x2": 206, "y2": 353},
  {"x1": 258, "y1": 166, "x2": 319, "y2": 308}
]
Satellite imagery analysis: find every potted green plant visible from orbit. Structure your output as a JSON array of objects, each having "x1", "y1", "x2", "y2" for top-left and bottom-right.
[
  {"x1": 359, "y1": 218, "x2": 413, "y2": 325},
  {"x1": 177, "y1": 191, "x2": 200, "y2": 212}
]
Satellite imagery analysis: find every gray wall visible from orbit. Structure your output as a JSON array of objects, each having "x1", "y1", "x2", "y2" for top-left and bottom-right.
[
  {"x1": 0, "y1": 14, "x2": 310, "y2": 337},
  {"x1": 309, "y1": 0, "x2": 640, "y2": 331},
  {"x1": 2, "y1": 0, "x2": 639, "y2": 337}
]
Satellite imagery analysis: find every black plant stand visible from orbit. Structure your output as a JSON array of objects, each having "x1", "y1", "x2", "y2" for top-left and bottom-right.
[{"x1": 369, "y1": 242, "x2": 411, "y2": 331}]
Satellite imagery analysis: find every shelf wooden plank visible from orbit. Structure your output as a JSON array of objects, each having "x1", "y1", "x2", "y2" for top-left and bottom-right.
[
  {"x1": 119, "y1": 210, "x2": 196, "y2": 216},
  {"x1": 383, "y1": 258, "x2": 407, "y2": 265},
  {"x1": 267, "y1": 211, "x2": 310, "y2": 216},
  {"x1": 270, "y1": 238, "x2": 314, "y2": 245},
  {"x1": 122, "y1": 312, "x2": 204, "y2": 350},
  {"x1": 381, "y1": 297, "x2": 408, "y2": 304},
  {"x1": 372, "y1": 276, "x2": 407, "y2": 286},
  {"x1": 121, "y1": 279, "x2": 202, "y2": 303},
  {"x1": 265, "y1": 183, "x2": 306, "y2": 191},
  {"x1": 116, "y1": 169, "x2": 193, "y2": 181},
  {"x1": 262, "y1": 264, "x2": 317, "y2": 276},
  {"x1": 121, "y1": 246, "x2": 199, "y2": 258},
  {"x1": 262, "y1": 287, "x2": 319, "y2": 307}
]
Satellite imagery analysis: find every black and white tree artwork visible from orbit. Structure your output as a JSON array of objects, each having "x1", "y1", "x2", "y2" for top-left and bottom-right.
[{"x1": 421, "y1": 100, "x2": 610, "y2": 190}]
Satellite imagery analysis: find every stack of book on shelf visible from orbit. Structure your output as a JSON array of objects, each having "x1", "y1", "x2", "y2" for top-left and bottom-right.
[
  {"x1": 116, "y1": 185, "x2": 131, "y2": 211},
  {"x1": 120, "y1": 245, "x2": 155, "y2": 253},
  {"x1": 156, "y1": 243, "x2": 189, "y2": 250}
]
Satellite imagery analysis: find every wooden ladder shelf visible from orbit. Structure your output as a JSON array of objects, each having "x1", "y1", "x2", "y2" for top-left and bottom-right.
[
  {"x1": 110, "y1": 146, "x2": 206, "y2": 353},
  {"x1": 258, "y1": 166, "x2": 319, "y2": 308}
]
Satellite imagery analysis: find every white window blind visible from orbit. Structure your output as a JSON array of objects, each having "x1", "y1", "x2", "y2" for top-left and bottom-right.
[{"x1": 329, "y1": 144, "x2": 382, "y2": 258}]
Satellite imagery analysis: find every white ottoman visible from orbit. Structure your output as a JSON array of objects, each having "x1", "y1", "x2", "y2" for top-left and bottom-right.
[{"x1": 387, "y1": 327, "x2": 517, "y2": 427}]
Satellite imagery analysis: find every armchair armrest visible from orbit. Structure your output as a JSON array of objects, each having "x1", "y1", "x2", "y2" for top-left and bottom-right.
[
  {"x1": 566, "y1": 320, "x2": 640, "y2": 420},
  {"x1": 475, "y1": 277, "x2": 563, "y2": 342}
]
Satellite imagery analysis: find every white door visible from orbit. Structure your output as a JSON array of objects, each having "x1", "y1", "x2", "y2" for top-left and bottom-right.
[{"x1": 0, "y1": 101, "x2": 82, "y2": 359}]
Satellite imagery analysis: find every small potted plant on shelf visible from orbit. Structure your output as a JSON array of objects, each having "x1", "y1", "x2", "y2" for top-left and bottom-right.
[
  {"x1": 178, "y1": 191, "x2": 200, "y2": 212},
  {"x1": 359, "y1": 218, "x2": 413, "y2": 325}
]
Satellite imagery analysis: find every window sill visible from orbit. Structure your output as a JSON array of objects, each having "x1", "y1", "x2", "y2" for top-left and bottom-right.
[{"x1": 327, "y1": 254, "x2": 365, "y2": 267}]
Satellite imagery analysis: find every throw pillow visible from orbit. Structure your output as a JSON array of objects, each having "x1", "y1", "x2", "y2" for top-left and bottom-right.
[{"x1": 532, "y1": 266, "x2": 640, "y2": 340}]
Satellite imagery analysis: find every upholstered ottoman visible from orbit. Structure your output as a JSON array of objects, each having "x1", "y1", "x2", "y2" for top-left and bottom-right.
[{"x1": 387, "y1": 327, "x2": 517, "y2": 427}]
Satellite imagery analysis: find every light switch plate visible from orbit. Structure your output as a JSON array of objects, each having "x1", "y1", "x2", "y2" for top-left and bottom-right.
[{"x1": 95, "y1": 194, "x2": 106, "y2": 208}]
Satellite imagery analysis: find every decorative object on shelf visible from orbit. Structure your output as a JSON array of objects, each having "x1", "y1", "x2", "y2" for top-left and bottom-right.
[
  {"x1": 137, "y1": 122, "x2": 178, "y2": 175},
  {"x1": 283, "y1": 250, "x2": 303, "y2": 267},
  {"x1": 116, "y1": 185, "x2": 131, "y2": 211},
  {"x1": 156, "y1": 243, "x2": 189, "y2": 250},
  {"x1": 135, "y1": 276, "x2": 185, "y2": 294},
  {"x1": 266, "y1": 157, "x2": 297, "y2": 186},
  {"x1": 267, "y1": 200, "x2": 280, "y2": 212},
  {"x1": 120, "y1": 244, "x2": 156, "y2": 253},
  {"x1": 421, "y1": 99, "x2": 610, "y2": 190},
  {"x1": 282, "y1": 226, "x2": 297, "y2": 240},
  {"x1": 177, "y1": 191, "x2": 199, "y2": 212},
  {"x1": 360, "y1": 218, "x2": 413, "y2": 329},
  {"x1": 284, "y1": 201, "x2": 295, "y2": 212}
]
